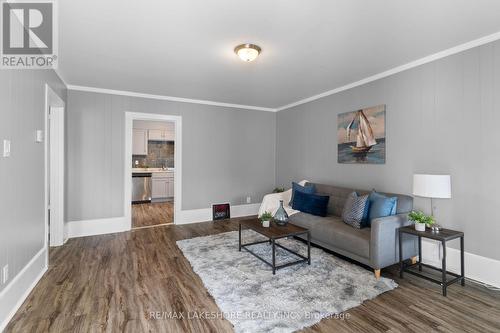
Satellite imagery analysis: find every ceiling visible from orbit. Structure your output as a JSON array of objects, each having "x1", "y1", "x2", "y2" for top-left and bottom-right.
[{"x1": 59, "y1": 0, "x2": 500, "y2": 109}]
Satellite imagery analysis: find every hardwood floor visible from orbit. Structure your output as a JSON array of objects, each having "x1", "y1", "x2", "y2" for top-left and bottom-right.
[
  {"x1": 6, "y1": 218, "x2": 500, "y2": 333},
  {"x1": 132, "y1": 202, "x2": 173, "y2": 228}
]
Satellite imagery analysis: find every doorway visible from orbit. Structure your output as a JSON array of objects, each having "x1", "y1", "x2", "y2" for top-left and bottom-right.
[
  {"x1": 124, "y1": 113, "x2": 182, "y2": 229},
  {"x1": 44, "y1": 84, "x2": 65, "y2": 247},
  {"x1": 131, "y1": 120, "x2": 175, "y2": 228}
]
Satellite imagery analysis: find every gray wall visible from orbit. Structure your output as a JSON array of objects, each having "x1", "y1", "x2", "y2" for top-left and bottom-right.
[
  {"x1": 276, "y1": 40, "x2": 500, "y2": 261},
  {"x1": 0, "y1": 70, "x2": 66, "y2": 292},
  {"x1": 67, "y1": 90, "x2": 276, "y2": 221}
]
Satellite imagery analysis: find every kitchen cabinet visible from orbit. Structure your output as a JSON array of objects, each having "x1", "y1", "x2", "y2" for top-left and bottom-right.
[
  {"x1": 152, "y1": 172, "x2": 174, "y2": 200},
  {"x1": 164, "y1": 129, "x2": 175, "y2": 141},
  {"x1": 152, "y1": 178, "x2": 168, "y2": 199},
  {"x1": 148, "y1": 128, "x2": 175, "y2": 141},
  {"x1": 132, "y1": 129, "x2": 148, "y2": 155},
  {"x1": 148, "y1": 129, "x2": 164, "y2": 141},
  {"x1": 167, "y1": 179, "x2": 174, "y2": 197}
]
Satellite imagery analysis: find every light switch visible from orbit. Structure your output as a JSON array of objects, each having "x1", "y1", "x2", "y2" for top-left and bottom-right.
[
  {"x1": 3, "y1": 139, "x2": 10, "y2": 157},
  {"x1": 36, "y1": 130, "x2": 44, "y2": 143},
  {"x1": 2, "y1": 265, "x2": 8, "y2": 284}
]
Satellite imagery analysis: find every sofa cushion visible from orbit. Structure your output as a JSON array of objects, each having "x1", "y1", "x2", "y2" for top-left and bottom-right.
[
  {"x1": 289, "y1": 212, "x2": 371, "y2": 259},
  {"x1": 292, "y1": 190, "x2": 329, "y2": 217},
  {"x1": 289, "y1": 211, "x2": 334, "y2": 229},
  {"x1": 311, "y1": 183, "x2": 354, "y2": 217}
]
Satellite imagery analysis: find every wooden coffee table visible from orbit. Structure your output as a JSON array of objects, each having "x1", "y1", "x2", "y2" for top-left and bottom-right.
[{"x1": 238, "y1": 218, "x2": 311, "y2": 274}]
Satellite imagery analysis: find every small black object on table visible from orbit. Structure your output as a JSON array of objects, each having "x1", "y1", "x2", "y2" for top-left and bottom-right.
[{"x1": 399, "y1": 226, "x2": 464, "y2": 296}]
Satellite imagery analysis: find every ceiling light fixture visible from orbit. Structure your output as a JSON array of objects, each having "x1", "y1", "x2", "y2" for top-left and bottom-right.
[{"x1": 234, "y1": 43, "x2": 261, "y2": 62}]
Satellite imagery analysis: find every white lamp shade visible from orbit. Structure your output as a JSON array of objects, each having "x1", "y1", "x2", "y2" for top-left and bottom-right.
[{"x1": 413, "y1": 174, "x2": 451, "y2": 199}]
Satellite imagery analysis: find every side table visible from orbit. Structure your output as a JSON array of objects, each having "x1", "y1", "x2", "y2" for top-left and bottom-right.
[{"x1": 399, "y1": 226, "x2": 464, "y2": 296}]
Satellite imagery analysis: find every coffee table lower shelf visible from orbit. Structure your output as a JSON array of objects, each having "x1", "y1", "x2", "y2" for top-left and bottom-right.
[{"x1": 238, "y1": 221, "x2": 311, "y2": 275}]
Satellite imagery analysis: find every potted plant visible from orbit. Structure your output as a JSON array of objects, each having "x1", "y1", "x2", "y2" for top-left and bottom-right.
[
  {"x1": 408, "y1": 210, "x2": 435, "y2": 232},
  {"x1": 259, "y1": 211, "x2": 273, "y2": 228}
]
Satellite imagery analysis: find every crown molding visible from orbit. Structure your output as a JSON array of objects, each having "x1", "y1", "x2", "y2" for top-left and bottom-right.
[
  {"x1": 53, "y1": 68, "x2": 68, "y2": 87},
  {"x1": 65, "y1": 31, "x2": 500, "y2": 113},
  {"x1": 66, "y1": 85, "x2": 277, "y2": 112},
  {"x1": 276, "y1": 30, "x2": 500, "y2": 112}
]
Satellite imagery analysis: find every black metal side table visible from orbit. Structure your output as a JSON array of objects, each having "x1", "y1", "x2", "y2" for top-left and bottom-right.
[{"x1": 399, "y1": 226, "x2": 465, "y2": 296}]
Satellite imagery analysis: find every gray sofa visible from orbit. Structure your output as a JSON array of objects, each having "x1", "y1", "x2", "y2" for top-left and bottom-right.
[{"x1": 290, "y1": 182, "x2": 418, "y2": 278}]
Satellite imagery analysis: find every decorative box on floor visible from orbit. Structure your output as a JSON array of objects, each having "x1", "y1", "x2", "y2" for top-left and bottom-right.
[{"x1": 212, "y1": 203, "x2": 230, "y2": 221}]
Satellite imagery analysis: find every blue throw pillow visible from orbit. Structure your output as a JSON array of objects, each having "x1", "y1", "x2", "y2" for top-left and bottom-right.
[
  {"x1": 361, "y1": 195, "x2": 371, "y2": 222},
  {"x1": 367, "y1": 191, "x2": 398, "y2": 224},
  {"x1": 289, "y1": 182, "x2": 316, "y2": 206},
  {"x1": 370, "y1": 191, "x2": 398, "y2": 214},
  {"x1": 292, "y1": 190, "x2": 329, "y2": 217}
]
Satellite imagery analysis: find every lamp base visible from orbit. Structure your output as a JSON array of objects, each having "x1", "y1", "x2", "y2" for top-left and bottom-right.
[{"x1": 431, "y1": 224, "x2": 442, "y2": 233}]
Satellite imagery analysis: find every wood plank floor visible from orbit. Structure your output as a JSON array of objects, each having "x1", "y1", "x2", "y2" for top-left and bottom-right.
[
  {"x1": 6, "y1": 218, "x2": 500, "y2": 333},
  {"x1": 132, "y1": 202, "x2": 173, "y2": 228}
]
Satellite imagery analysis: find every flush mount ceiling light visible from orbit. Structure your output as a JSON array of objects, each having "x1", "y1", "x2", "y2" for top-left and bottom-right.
[{"x1": 234, "y1": 43, "x2": 261, "y2": 62}]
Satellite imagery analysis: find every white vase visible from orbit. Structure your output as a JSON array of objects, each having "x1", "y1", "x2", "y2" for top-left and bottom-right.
[
  {"x1": 414, "y1": 222, "x2": 426, "y2": 232},
  {"x1": 262, "y1": 220, "x2": 270, "y2": 228}
]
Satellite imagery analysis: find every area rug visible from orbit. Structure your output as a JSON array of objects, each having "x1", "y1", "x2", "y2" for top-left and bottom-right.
[{"x1": 176, "y1": 230, "x2": 397, "y2": 333}]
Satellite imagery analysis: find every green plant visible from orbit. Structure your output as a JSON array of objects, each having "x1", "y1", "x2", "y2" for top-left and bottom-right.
[
  {"x1": 273, "y1": 187, "x2": 285, "y2": 193},
  {"x1": 408, "y1": 210, "x2": 435, "y2": 226},
  {"x1": 260, "y1": 211, "x2": 273, "y2": 221}
]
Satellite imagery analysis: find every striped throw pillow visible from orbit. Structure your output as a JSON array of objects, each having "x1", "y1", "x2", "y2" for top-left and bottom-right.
[{"x1": 342, "y1": 192, "x2": 369, "y2": 229}]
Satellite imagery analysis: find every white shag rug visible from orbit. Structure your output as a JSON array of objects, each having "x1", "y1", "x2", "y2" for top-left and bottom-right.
[{"x1": 176, "y1": 230, "x2": 397, "y2": 333}]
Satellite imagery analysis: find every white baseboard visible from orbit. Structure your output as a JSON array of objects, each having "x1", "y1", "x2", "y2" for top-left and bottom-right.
[
  {"x1": 66, "y1": 203, "x2": 262, "y2": 238},
  {"x1": 67, "y1": 216, "x2": 128, "y2": 238},
  {"x1": 231, "y1": 203, "x2": 261, "y2": 217},
  {"x1": 0, "y1": 247, "x2": 47, "y2": 332},
  {"x1": 421, "y1": 239, "x2": 500, "y2": 288},
  {"x1": 176, "y1": 203, "x2": 261, "y2": 225}
]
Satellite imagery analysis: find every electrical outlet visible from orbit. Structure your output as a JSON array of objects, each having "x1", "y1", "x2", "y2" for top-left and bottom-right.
[
  {"x1": 2, "y1": 265, "x2": 8, "y2": 284},
  {"x1": 246, "y1": 196, "x2": 251, "y2": 204},
  {"x1": 3, "y1": 139, "x2": 11, "y2": 157},
  {"x1": 36, "y1": 130, "x2": 44, "y2": 143}
]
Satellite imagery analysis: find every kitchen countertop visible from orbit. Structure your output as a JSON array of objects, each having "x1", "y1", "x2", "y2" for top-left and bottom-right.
[{"x1": 132, "y1": 168, "x2": 174, "y2": 173}]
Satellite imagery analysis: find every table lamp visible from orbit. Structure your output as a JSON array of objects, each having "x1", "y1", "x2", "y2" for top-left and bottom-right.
[{"x1": 412, "y1": 174, "x2": 451, "y2": 230}]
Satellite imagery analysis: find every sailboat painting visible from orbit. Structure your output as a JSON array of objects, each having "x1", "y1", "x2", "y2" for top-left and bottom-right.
[{"x1": 337, "y1": 105, "x2": 386, "y2": 164}]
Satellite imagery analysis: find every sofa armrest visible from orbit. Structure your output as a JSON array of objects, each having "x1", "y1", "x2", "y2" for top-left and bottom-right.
[
  {"x1": 258, "y1": 190, "x2": 292, "y2": 217},
  {"x1": 370, "y1": 213, "x2": 418, "y2": 269}
]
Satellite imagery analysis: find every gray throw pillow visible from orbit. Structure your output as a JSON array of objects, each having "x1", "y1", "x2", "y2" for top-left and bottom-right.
[{"x1": 342, "y1": 192, "x2": 369, "y2": 229}]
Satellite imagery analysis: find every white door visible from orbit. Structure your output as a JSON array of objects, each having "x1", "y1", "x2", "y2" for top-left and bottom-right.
[{"x1": 49, "y1": 106, "x2": 65, "y2": 246}]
